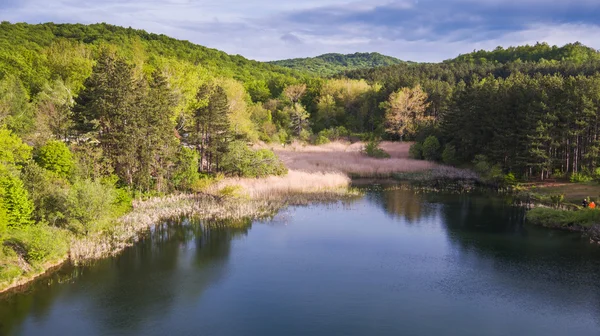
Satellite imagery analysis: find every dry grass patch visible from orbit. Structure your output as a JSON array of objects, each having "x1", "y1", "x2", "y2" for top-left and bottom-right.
[{"x1": 267, "y1": 141, "x2": 436, "y2": 176}]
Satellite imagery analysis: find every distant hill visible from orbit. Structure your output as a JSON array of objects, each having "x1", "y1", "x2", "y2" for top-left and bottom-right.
[
  {"x1": 447, "y1": 42, "x2": 600, "y2": 64},
  {"x1": 269, "y1": 52, "x2": 406, "y2": 76}
]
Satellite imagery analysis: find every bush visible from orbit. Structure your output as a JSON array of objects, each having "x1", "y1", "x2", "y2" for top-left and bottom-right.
[
  {"x1": 299, "y1": 129, "x2": 312, "y2": 142},
  {"x1": 172, "y1": 147, "x2": 200, "y2": 191},
  {"x1": 67, "y1": 179, "x2": 118, "y2": 235},
  {"x1": 570, "y1": 172, "x2": 593, "y2": 183},
  {"x1": 422, "y1": 136, "x2": 440, "y2": 161},
  {"x1": 8, "y1": 225, "x2": 69, "y2": 263},
  {"x1": 221, "y1": 141, "x2": 287, "y2": 177},
  {"x1": 441, "y1": 144, "x2": 457, "y2": 165},
  {"x1": 35, "y1": 140, "x2": 75, "y2": 177},
  {"x1": 0, "y1": 199, "x2": 7, "y2": 241},
  {"x1": 362, "y1": 139, "x2": 390, "y2": 159},
  {"x1": 409, "y1": 142, "x2": 423, "y2": 159},
  {"x1": 312, "y1": 134, "x2": 330, "y2": 145},
  {"x1": 526, "y1": 207, "x2": 600, "y2": 228},
  {"x1": 21, "y1": 163, "x2": 71, "y2": 227},
  {"x1": 218, "y1": 185, "x2": 246, "y2": 198},
  {"x1": 0, "y1": 169, "x2": 34, "y2": 228}
]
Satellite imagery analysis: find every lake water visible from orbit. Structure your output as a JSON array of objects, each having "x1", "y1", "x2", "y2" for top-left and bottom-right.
[{"x1": 2, "y1": 188, "x2": 600, "y2": 336}]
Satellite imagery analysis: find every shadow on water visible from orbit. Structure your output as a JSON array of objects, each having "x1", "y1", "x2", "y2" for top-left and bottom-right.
[
  {"x1": 369, "y1": 188, "x2": 600, "y2": 326},
  {"x1": 2, "y1": 188, "x2": 600, "y2": 335},
  {"x1": 0, "y1": 217, "x2": 252, "y2": 336}
]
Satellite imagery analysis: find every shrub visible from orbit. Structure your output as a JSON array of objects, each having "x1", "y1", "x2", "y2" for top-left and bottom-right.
[
  {"x1": 409, "y1": 142, "x2": 423, "y2": 159},
  {"x1": 21, "y1": 163, "x2": 71, "y2": 227},
  {"x1": 473, "y1": 155, "x2": 491, "y2": 175},
  {"x1": 526, "y1": 207, "x2": 600, "y2": 228},
  {"x1": 35, "y1": 140, "x2": 74, "y2": 177},
  {"x1": 0, "y1": 169, "x2": 34, "y2": 228},
  {"x1": 570, "y1": 172, "x2": 593, "y2": 183},
  {"x1": 299, "y1": 129, "x2": 312, "y2": 142},
  {"x1": 221, "y1": 141, "x2": 288, "y2": 177},
  {"x1": 550, "y1": 194, "x2": 565, "y2": 208},
  {"x1": 67, "y1": 179, "x2": 118, "y2": 235},
  {"x1": 218, "y1": 185, "x2": 246, "y2": 198},
  {"x1": 362, "y1": 139, "x2": 390, "y2": 159},
  {"x1": 0, "y1": 199, "x2": 7, "y2": 241},
  {"x1": 422, "y1": 136, "x2": 440, "y2": 161},
  {"x1": 504, "y1": 172, "x2": 517, "y2": 186},
  {"x1": 8, "y1": 225, "x2": 69, "y2": 263},
  {"x1": 441, "y1": 144, "x2": 457, "y2": 165},
  {"x1": 313, "y1": 135, "x2": 330, "y2": 145},
  {"x1": 172, "y1": 147, "x2": 200, "y2": 191}
]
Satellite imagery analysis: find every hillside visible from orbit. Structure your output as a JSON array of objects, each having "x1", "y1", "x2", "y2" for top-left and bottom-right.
[
  {"x1": 447, "y1": 42, "x2": 600, "y2": 64},
  {"x1": 0, "y1": 22, "x2": 309, "y2": 101},
  {"x1": 269, "y1": 52, "x2": 405, "y2": 76}
]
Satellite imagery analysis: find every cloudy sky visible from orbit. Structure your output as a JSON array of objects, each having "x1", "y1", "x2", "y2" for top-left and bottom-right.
[{"x1": 2, "y1": 0, "x2": 600, "y2": 62}]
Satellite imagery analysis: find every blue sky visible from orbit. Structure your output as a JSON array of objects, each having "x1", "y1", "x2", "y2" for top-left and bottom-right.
[{"x1": 2, "y1": 0, "x2": 600, "y2": 61}]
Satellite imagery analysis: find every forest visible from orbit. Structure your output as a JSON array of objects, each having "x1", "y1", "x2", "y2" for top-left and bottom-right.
[
  {"x1": 269, "y1": 52, "x2": 405, "y2": 76},
  {"x1": 2, "y1": 21, "x2": 600, "y2": 285}
]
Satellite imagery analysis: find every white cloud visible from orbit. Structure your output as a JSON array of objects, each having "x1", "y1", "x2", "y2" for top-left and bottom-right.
[{"x1": 1, "y1": 0, "x2": 599, "y2": 61}]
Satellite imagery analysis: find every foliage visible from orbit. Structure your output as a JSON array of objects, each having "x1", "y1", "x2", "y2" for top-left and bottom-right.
[
  {"x1": 171, "y1": 147, "x2": 200, "y2": 191},
  {"x1": 0, "y1": 169, "x2": 34, "y2": 228},
  {"x1": 66, "y1": 179, "x2": 118, "y2": 235},
  {"x1": 526, "y1": 207, "x2": 600, "y2": 229},
  {"x1": 8, "y1": 225, "x2": 69, "y2": 262},
  {"x1": 35, "y1": 140, "x2": 75, "y2": 177},
  {"x1": 422, "y1": 136, "x2": 441, "y2": 161},
  {"x1": 220, "y1": 141, "x2": 287, "y2": 177},
  {"x1": 441, "y1": 144, "x2": 457, "y2": 165},
  {"x1": 409, "y1": 143, "x2": 423, "y2": 160},
  {"x1": 550, "y1": 194, "x2": 565, "y2": 208},
  {"x1": 362, "y1": 139, "x2": 391, "y2": 159},
  {"x1": 312, "y1": 134, "x2": 330, "y2": 145},
  {"x1": 269, "y1": 52, "x2": 405, "y2": 76},
  {"x1": 570, "y1": 172, "x2": 593, "y2": 183},
  {"x1": 382, "y1": 85, "x2": 431, "y2": 140},
  {"x1": 0, "y1": 127, "x2": 32, "y2": 169}
]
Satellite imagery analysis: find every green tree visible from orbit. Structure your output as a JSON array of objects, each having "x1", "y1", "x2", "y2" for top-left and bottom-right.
[
  {"x1": 35, "y1": 140, "x2": 75, "y2": 177},
  {"x1": 422, "y1": 136, "x2": 441, "y2": 161},
  {"x1": 0, "y1": 169, "x2": 34, "y2": 228}
]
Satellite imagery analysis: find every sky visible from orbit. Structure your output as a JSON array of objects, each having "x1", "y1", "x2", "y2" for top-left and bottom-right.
[{"x1": 1, "y1": 0, "x2": 600, "y2": 62}]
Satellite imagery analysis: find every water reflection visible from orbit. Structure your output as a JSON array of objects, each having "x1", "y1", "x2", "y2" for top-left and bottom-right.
[
  {"x1": 372, "y1": 188, "x2": 600, "y2": 326},
  {"x1": 2, "y1": 190, "x2": 600, "y2": 335},
  {"x1": 0, "y1": 218, "x2": 251, "y2": 336}
]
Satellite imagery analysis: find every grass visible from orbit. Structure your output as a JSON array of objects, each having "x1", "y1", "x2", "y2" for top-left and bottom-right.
[
  {"x1": 523, "y1": 181, "x2": 600, "y2": 205},
  {"x1": 526, "y1": 207, "x2": 600, "y2": 229}
]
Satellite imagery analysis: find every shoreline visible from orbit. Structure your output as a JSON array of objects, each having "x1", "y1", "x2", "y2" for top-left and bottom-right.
[{"x1": 0, "y1": 170, "x2": 356, "y2": 295}]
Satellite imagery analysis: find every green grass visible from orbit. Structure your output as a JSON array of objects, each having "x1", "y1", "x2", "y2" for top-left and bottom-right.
[{"x1": 526, "y1": 207, "x2": 600, "y2": 229}]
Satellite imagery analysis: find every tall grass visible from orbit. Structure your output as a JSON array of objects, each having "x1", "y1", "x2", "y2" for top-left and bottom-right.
[
  {"x1": 70, "y1": 169, "x2": 356, "y2": 262},
  {"x1": 270, "y1": 141, "x2": 436, "y2": 176}
]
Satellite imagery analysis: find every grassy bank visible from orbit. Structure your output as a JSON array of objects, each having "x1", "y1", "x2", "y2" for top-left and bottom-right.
[
  {"x1": 526, "y1": 207, "x2": 600, "y2": 243},
  {"x1": 1, "y1": 170, "x2": 356, "y2": 293}
]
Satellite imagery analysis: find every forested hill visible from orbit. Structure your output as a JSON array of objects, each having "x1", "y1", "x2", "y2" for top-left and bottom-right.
[
  {"x1": 0, "y1": 21, "x2": 309, "y2": 100},
  {"x1": 269, "y1": 52, "x2": 405, "y2": 76},
  {"x1": 447, "y1": 42, "x2": 600, "y2": 64}
]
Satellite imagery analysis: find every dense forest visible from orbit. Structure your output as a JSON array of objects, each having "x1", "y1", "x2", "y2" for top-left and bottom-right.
[
  {"x1": 2, "y1": 21, "x2": 600, "y2": 284},
  {"x1": 269, "y1": 52, "x2": 406, "y2": 76}
]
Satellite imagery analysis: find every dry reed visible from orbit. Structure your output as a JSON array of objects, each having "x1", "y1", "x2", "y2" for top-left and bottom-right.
[
  {"x1": 269, "y1": 141, "x2": 436, "y2": 176},
  {"x1": 70, "y1": 169, "x2": 354, "y2": 262}
]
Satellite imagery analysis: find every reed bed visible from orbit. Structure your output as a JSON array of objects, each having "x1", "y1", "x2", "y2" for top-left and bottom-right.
[
  {"x1": 70, "y1": 170, "x2": 355, "y2": 262},
  {"x1": 270, "y1": 141, "x2": 436, "y2": 176},
  {"x1": 210, "y1": 170, "x2": 351, "y2": 199}
]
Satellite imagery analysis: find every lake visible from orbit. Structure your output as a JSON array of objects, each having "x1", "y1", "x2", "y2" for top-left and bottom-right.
[{"x1": 1, "y1": 188, "x2": 600, "y2": 336}]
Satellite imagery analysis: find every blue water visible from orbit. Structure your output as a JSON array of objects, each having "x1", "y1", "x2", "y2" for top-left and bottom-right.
[{"x1": 1, "y1": 189, "x2": 600, "y2": 335}]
